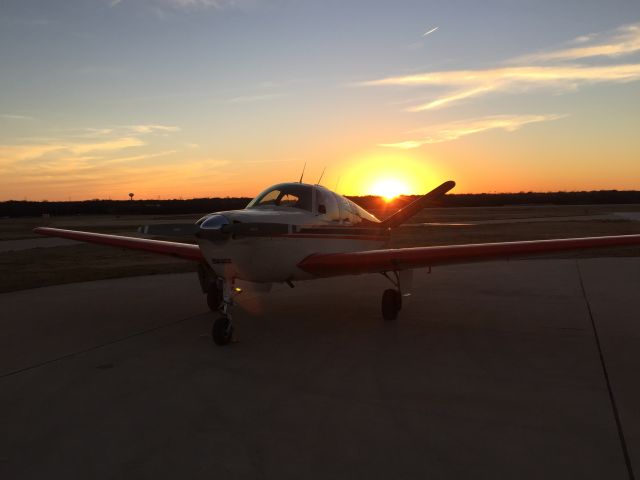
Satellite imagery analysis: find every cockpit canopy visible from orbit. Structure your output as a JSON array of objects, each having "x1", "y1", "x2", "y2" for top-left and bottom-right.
[
  {"x1": 246, "y1": 183, "x2": 313, "y2": 212},
  {"x1": 246, "y1": 182, "x2": 379, "y2": 224}
]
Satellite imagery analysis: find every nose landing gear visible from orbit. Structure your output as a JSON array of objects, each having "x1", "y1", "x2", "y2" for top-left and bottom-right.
[
  {"x1": 212, "y1": 314, "x2": 234, "y2": 346},
  {"x1": 206, "y1": 278, "x2": 238, "y2": 346}
]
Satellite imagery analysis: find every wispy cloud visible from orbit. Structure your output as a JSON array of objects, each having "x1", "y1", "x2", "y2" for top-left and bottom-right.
[
  {"x1": 0, "y1": 124, "x2": 180, "y2": 182},
  {"x1": 0, "y1": 137, "x2": 145, "y2": 163},
  {"x1": 126, "y1": 124, "x2": 181, "y2": 134},
  {"x1": 226, "y1": 93, "x2": 285, "y2": 103},
  {"x1": 81, "y1": 124, "x2": 180, "y2": 136},
  {"x1": 0, "y1": 123, "x2": 204, "y2": 199},
  {"x1": 1, "y1": 113, "x2": 35, "y2": 121},
  {"x1": 514, "y1": 23, "x2": 640, "y2": 63},
  {"x1": 379, "y1": 114, "x2": 566, "y2": 149},
  {"x1": 149, "y1": 0, "x2": 271, "y2": 12},
  {"x1": 361, "y1": 23, "x2": 640, "y2": 111},
  {"x1": 378, "y1": 64, "x2": 640, "y2": 111}
]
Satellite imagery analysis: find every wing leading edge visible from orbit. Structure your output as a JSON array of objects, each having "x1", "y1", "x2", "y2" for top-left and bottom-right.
[
  {"x1": 33, "y1": 227, "x2": 203, "y2": 262},
  {"x1": 298, "y1": 234, "x2": 640, "y2": 276}
]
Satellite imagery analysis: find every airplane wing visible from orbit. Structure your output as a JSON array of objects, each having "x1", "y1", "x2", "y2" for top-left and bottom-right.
[
  {"x1": 33, "y1": 227, "x2": 203, "y2": 262},
  {"x1": 297, "y1": 234, "x2": 640, "y2": 276}
]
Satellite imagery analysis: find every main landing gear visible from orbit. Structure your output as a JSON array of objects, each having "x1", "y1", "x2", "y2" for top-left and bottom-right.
[
  {"x1": 380, "y1": 270, "x2": 412, "y2": 321},
  {"x1": 381, "y1": 288, "x2": 402, "y2": 321},
  {"x1": 206, "y1": 279, "x2": 237, "y2": 346}
]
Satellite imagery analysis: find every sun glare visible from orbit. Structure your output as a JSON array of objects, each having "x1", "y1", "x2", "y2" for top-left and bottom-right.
[{"x1": 371, "y1": 179, "x2": 407, "y2": 201}]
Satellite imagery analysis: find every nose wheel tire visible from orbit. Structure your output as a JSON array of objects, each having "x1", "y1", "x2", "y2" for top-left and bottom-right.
[
  {"x1": 212, "y1": 316, "x2": 234, "y2": 345},
  {"x1": 381, "y1": 289, "x2": 402, "y2": 321}
]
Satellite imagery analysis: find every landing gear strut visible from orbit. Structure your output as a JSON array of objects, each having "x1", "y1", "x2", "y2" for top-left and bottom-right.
[
  {"x1": 208, "y1": 277, "x2": 238, "y2": 346},
  {"x1": 206, "y1": 283, "x2": 223, "y2": 312},
  {"x1": 212, "y1": 315, "x2": 234, "y2": 346}
]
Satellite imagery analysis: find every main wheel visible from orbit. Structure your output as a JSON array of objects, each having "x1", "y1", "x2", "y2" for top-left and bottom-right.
[
  {"x1": 381, "y1": 289, "x2": 402, "y2": 321},
  {"x1": 212, "y1": 316, "x2": 234, "y2": 346},
  {"x1": 207, "y1": 284, "x2": 223, "y2": 311}
]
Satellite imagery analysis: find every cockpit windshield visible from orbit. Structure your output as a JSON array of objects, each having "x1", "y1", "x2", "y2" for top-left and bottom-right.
[{"x1": 246, "y1": 183, "x2": 313, "y2": 212}]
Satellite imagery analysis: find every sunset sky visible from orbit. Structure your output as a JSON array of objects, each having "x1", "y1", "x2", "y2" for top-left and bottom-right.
[{"x1": 1, "y1": 0, "x2": 639, "y2": 200}]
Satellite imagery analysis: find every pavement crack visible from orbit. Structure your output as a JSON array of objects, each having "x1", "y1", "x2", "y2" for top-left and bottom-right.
[
  {"x1": 576, "y1": 260, "x2": 636, "y2": 480},
  {"x1": 0, "y1": 313, "x2": 204, "y2": 380}
]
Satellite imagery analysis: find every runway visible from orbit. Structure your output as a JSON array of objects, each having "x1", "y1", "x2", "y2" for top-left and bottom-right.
[{"x1": 1, "y1": 258, "x2": 639, "y2": 479}]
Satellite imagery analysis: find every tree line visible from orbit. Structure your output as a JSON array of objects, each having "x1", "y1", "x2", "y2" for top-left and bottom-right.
[{"x1": 1, "y1": 190, "x2": 639, "y2": 217}]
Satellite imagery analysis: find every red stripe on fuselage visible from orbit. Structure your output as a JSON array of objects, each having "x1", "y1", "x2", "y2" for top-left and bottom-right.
[{"x1": 277, "y1": 233, "x2": 388, "y2": 241}]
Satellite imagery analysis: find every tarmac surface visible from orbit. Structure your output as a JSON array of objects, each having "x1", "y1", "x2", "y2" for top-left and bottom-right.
[
  {"x1": 0, "y1": 237, "x2": 79, "y2": 252},
  {"x1": 1, "y1": 258, "x2": 639, "y2": 479}
]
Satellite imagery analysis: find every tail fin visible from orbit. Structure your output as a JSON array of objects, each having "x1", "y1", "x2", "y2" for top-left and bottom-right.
[{"x1": 379, "y1": 180, "x2": 455, "y2": 228}]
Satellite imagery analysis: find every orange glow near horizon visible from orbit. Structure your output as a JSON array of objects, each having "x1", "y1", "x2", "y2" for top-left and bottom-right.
[
  {"x1": 337, "y1": 152, "x2": 445, "y2": 198},
  {"x1": 370, "y1": 179, "x2": 408, "y2": 201}
]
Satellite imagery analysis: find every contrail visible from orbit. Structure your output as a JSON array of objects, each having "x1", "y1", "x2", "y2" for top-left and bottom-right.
[{"x1": 422, "y1": 26, "x2": 439, "y2": 37}]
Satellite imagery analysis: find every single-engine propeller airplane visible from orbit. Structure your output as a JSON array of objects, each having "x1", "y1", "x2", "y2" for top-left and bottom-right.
[{"x1": 35, "y1": 180, "x2": 640, "y2": 346}]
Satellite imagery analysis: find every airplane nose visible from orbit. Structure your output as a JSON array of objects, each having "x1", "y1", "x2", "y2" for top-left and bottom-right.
[
  {"x1": 197, "y1": 214, "x2": 232, "y2": 241},
  {"x1": 199, "y1": 214, "x2": 230, "y2": 231}
]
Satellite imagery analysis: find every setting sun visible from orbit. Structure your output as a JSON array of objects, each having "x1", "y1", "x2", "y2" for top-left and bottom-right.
[{"x1": 370, "y1": 179, "x2": 408, "y2": 201}]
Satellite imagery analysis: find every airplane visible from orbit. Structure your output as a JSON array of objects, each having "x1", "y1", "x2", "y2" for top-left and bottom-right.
[{"x1": 34, "y1": 180, "x2": 640, "y2": 346}]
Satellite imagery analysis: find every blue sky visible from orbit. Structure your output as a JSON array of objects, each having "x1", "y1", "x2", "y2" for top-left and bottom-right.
[{"x1": 1, "y1": 0, "x2": 639, "y2": 200}]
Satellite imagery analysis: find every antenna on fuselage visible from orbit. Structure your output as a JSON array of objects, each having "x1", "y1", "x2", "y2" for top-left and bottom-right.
[
  {"x1": 316, "y1": 167, "x2": 326, "y2": 185},
  {"x1": 298, "y1": 161, "x2": 306, "y2": 183}
]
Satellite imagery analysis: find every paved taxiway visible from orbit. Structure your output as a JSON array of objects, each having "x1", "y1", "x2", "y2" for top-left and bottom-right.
[{"x1": 1, "y1": 258, "x2": 639, "y2": 479}]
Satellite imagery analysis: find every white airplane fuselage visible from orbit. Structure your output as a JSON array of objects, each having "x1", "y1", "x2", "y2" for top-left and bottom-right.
[{"x1": 196, "y1": 182, "x2": 389, "y2": 283}]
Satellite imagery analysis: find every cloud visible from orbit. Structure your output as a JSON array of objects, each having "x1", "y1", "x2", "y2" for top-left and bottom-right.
[
  {"x1": 80, "y1": 124, "x2": 180, "y2": 136},
  {"x1": 0, "y1": 123, "x2": 183, "y2": 165},
  {"x1": 379, "y1": 114, "x2": 566, "y2": 149},
  {"x1": 126, "y1": 124, "x2": 181, "y2": 134},
  {"x1": 1, "y1": 114, "x2": 35, "y2": 121},
  {"x1": 151, "y1": 0, "x2": 272, "y2": 11},
  {"x1": 514, "y1": 23, "x2": 640, "y2": 63},
  {"x1": 0, "y1": 123, "x2": 203, "y2": 199},
  {"x1": 100, "y1": 149, "x2": 178, "y2": 165},
  {"x1": 360, "y1": 23, "x2": 640, "y2": 111},
  {"x1": 226, "y1": 93, "x2": 285, "y2": 103},
  {"x1": 363, "y1": 64, "x2": 640, "y2": 111},
  {"x1": 0, "y1": 137, "x2": 145, "y2": 164}
]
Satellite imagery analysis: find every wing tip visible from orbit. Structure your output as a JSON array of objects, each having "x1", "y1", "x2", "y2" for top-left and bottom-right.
[{"x1": 441, "y1": 180, "x2": 456, "y2": 192}]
